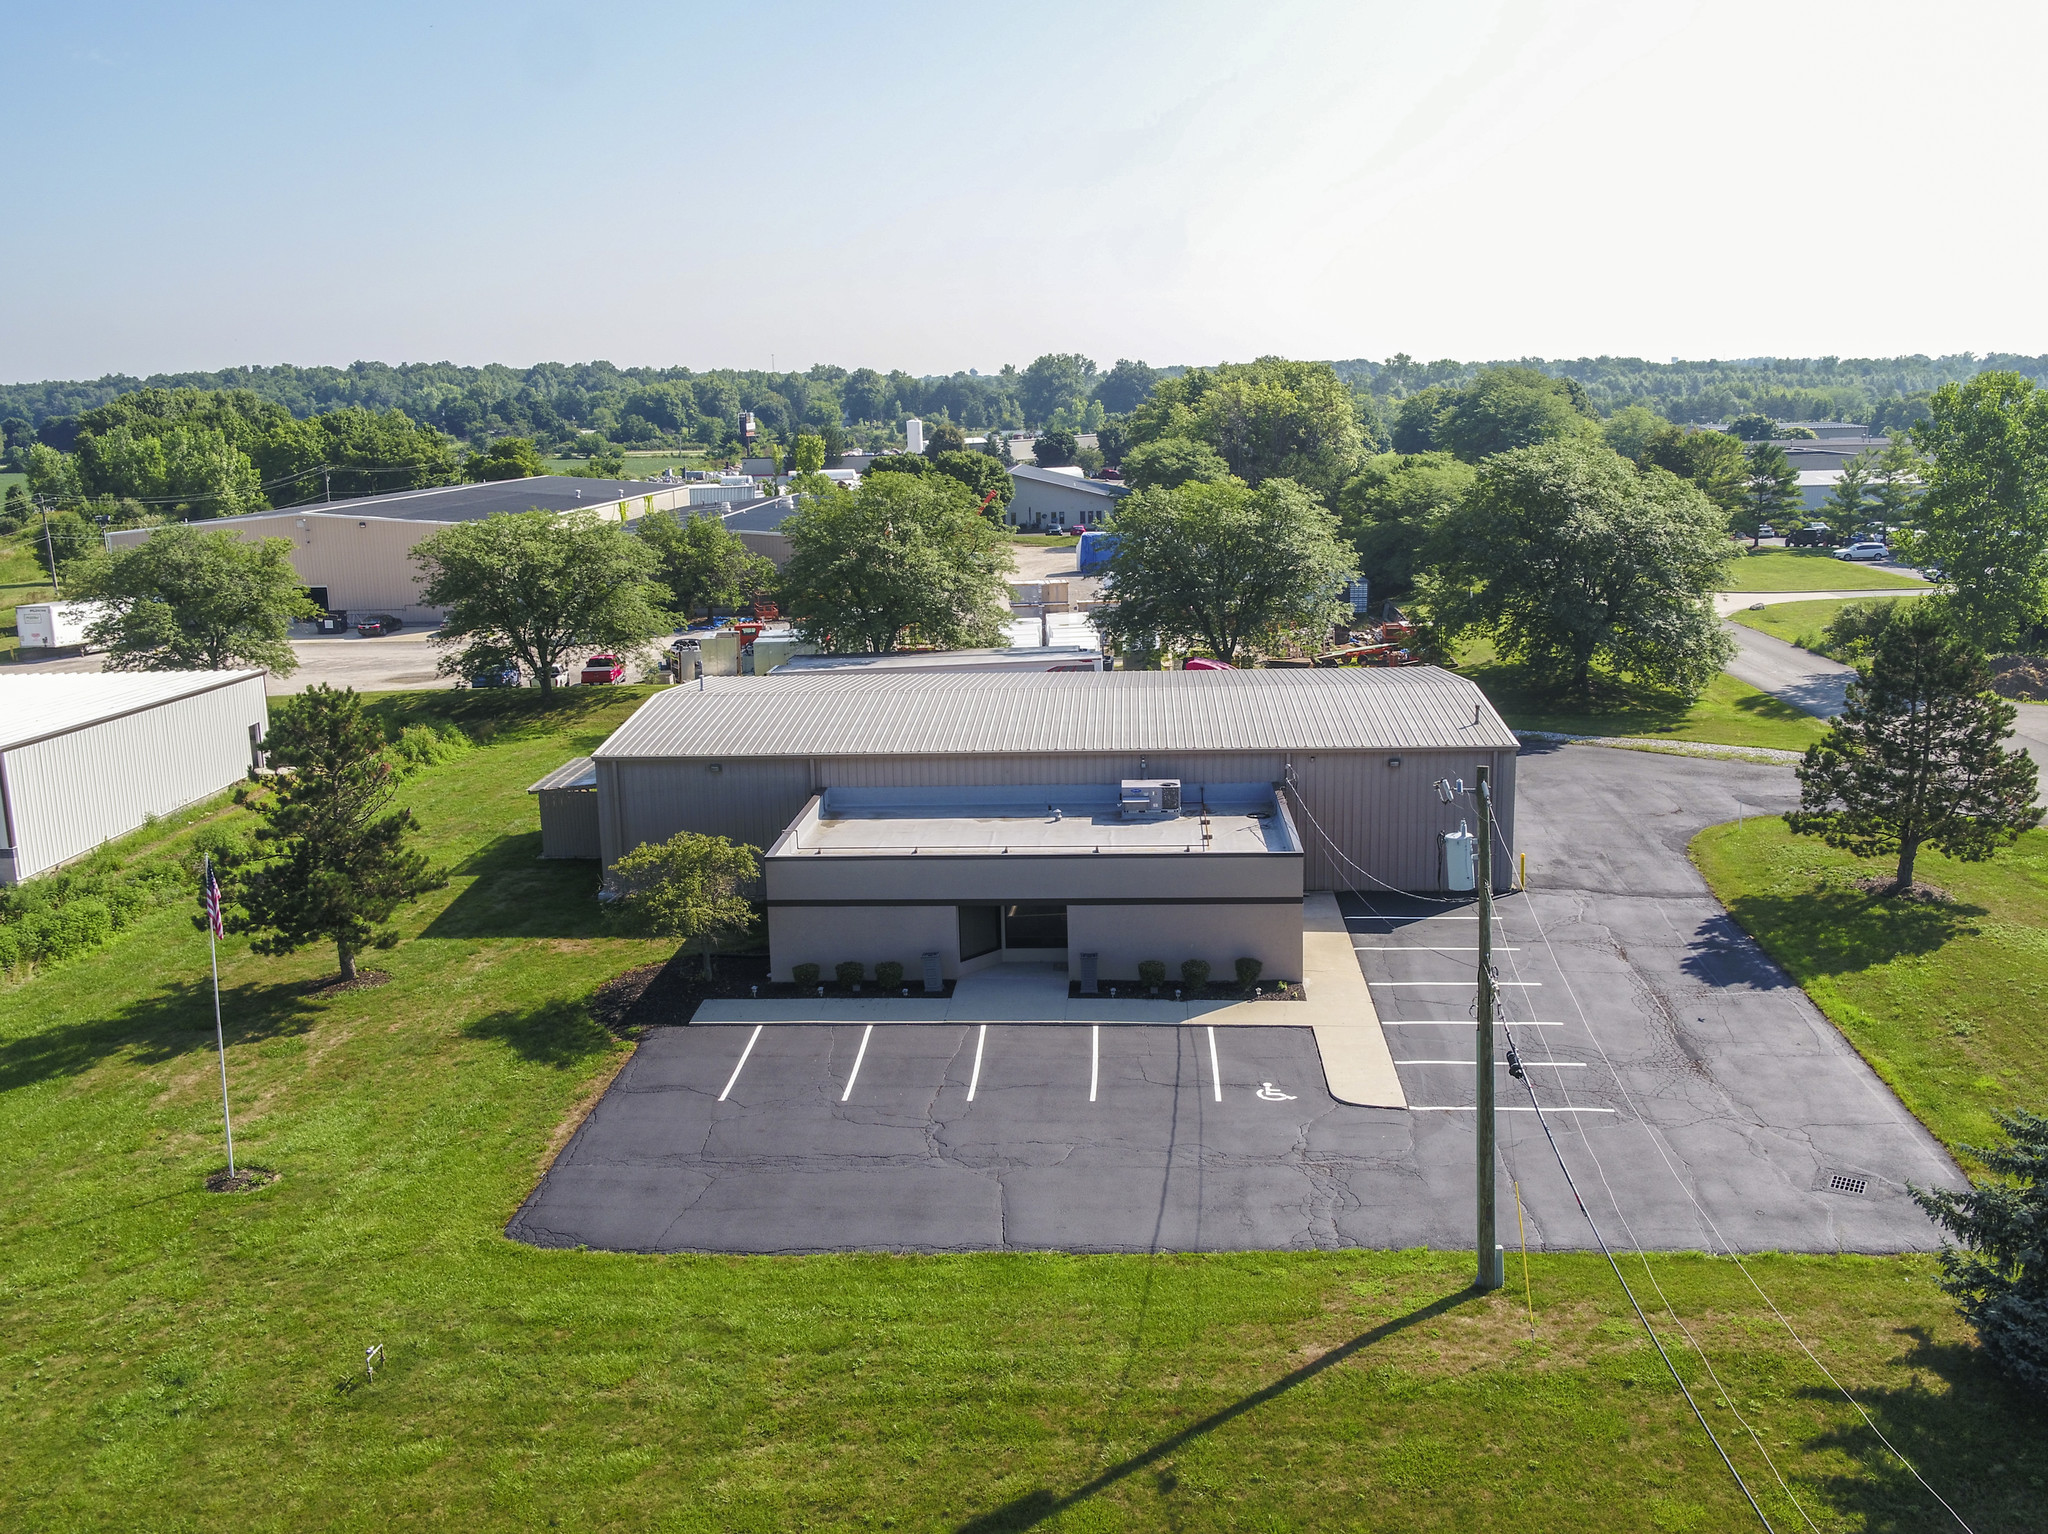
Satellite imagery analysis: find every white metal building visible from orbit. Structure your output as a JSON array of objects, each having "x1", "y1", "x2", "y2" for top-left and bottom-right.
[
  {"x1": 0, "y1": 671, "x2": 268, "y2": 884},
  {"x1": 1006, "y1": 465, "x2": 1130, "y2": 530},
  {"x1": 103, "y1": 477, "x2": 696, "y2": 627}
]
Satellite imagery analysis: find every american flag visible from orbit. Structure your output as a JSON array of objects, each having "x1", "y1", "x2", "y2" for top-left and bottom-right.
[{"x1": 204, "y1": 857, "x2": 224, "y2": 938}]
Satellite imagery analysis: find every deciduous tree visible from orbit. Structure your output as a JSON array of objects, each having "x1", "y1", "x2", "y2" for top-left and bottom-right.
[
  {"x1": 637, "y1": 509, "x2": 774, "y2": 619},
  {"x1": 1788, "y1": 602, "x2": 2040, "y2": 892},
  {"x1": 779, "y1": 473, "x2": 1012, "y2": 652},
  {"x1": 220, "y1": 685, "x2": 444, "y2": 984},
  {"x1": 413, "y1": 510, "x2": 672, "y2": 695},
  {"x1": 465, "y1": 437, "x2": 548, "y2": 481},
  {"x1": 70, "y1": 525, "x2": 319, "y2": 673},
  {"x1": 1433, "y1": 367, "x2": 1601, "y2": 463},
  {"x1": 1031, "y1": 427, "x2": 1078, "y2": 468},
  {"x1": 1120, "y1": 436, "x2": 1231, "y2": 492},
  {"x1": 1128, "y1": 358, "x2": 1365, "y2": 500},
  {"x1": 1095, "y1": 478, "x2": 1351, "y2": 666},
  {"x1": 1335, "y1": 452, "x2": 1476, "y2": 605},
  {"x1": 1426, "y1": 441, "x2": 1733, "y2": 699},
  {"x1": 609, "y1": 831, "x2": 760, "y2": 978},
  {"x1": 1897, "y1": 373, "x2": 2048, "y2": 649}
]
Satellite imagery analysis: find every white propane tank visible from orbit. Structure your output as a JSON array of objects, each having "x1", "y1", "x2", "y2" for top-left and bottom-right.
[{"x1": 1442, "y1": 821, "x2": 1477, "y2": 892}]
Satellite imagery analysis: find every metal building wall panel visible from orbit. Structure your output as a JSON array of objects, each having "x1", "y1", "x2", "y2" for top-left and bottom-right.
[{"x1": 2, "y1": 674, "x2": 267, "y2": 880}]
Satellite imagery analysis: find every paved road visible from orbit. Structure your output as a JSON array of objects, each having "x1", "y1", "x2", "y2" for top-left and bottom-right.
[
  {"x1": 1723, "y1": 621, "x2": 1858, "y2": 718},
  {"x1": 5, "y1": 626, "x2": 459, "y2": 694},
  {"x1": 512, "y1": 744, "x2": 1963, "y2": 1256},
  {"x1": 1723, "y1": 621, "x2": 2048, "y2": 798}
]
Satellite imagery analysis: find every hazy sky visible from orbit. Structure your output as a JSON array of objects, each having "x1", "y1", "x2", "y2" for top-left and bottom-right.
[{"x1": 5, "y1": 0, "x2": 2043, "y2": 381}]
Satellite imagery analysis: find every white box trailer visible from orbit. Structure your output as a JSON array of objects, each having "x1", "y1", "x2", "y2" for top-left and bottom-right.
[{"x1": 15, "y1": 600, "x2": 113, "y2": 651}]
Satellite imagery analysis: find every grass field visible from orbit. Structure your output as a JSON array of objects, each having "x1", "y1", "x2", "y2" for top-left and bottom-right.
[
  {"x1": 2, "y1": 688, "x2": 2043, "y2": 1527},
  {"x1": 1456, "y1": 640, "x2": 1829, "y2": 751},
  {"x1": 1011, "y1": 532, "x2": 1080, "y2": 547},
  {"x1": 1, "y1": 527, "x2": 59, "y2": 664},
  {"x1": 1693, "y1": 819, "x2": 2048, "y2": 1165},
  {"x1": 1728, "y1": 593, "x2": 1935, "y2": 654},
  {"x1": 1721, "y1": 549, "x2": 1928, "y2": 593}
]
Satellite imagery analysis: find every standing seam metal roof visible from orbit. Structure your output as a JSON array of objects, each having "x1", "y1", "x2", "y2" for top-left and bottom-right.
[
  {"x1": 592, "y1": 667, "x2": 1518, "y2": 760},
  {"x1": 0, "y1": 671, "x2": 264, "y2": 751}
]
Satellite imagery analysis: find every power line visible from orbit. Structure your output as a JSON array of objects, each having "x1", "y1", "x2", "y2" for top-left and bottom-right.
[{"x1": 1486, "y1": 797, "x2": 1976, "y2": 1532}]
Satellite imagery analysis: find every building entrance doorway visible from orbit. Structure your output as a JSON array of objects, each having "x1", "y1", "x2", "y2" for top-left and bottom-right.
[{"x1": 1002, "y1": 903, "x2": 1068, "y2": 954}]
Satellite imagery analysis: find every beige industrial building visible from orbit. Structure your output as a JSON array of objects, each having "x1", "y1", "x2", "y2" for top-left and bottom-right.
[
  {"x1": 0, "y1": 671, "x2": 268, "y2": 884},
  {"x1": 537, "y1": 667, "x2": 1519, "y2": 982},
  {"x1": 104, "y1": 477, "x2": 697, "y2": 627}
]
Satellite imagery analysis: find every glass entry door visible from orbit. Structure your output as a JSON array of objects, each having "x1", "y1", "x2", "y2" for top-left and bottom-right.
[{"x1": 1002, "y1": 903, "x2": 1068, "y2": 950}]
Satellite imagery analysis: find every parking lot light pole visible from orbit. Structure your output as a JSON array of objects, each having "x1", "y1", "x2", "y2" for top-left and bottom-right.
[{"x1": 1475, "y1": 765, "x2": 1504, "y2": 1291}]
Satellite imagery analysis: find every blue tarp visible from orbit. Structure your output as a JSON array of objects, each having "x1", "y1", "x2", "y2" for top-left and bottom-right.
[{"x1": 1076, "y1": 531, "x2": 1119, "y2": 574}]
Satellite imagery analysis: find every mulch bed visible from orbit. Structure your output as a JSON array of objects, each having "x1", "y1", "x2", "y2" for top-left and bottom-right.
[
  {"x1": 206, "y1": 1165, "x2": 279, "y2": 1194},
  {"x1": 588, "y1": 954, "x2": 958, "y2": 1034},
  {"x1": 1069, "y1": 980, "x2": 1304, "y2": 1002},
  {"x1": 1989, "y1": 654, "x2": 2048, "y2": 702},
  {"x1": 306, "y1": 970, "x2": 391, "y2": 997}
]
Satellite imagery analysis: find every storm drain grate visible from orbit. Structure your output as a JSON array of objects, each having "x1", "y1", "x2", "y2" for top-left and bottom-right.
[{"x1": 1830, "y1": 1175, "x2": 1868, "y2": 1196}]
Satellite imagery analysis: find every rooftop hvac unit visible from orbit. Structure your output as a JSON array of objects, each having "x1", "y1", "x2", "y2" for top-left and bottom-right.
[
  {"x1": 1442, "y1": 822, "x2": 1476, "y2": 892},
  {"x1": 1119, "y1": 779, "x2": 1182, "y2": 819}
]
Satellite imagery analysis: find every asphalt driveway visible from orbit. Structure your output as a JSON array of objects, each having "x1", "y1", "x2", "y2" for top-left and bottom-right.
[{"x1": 511, "y1": 744, "x2": 1964, "y2": 1256}]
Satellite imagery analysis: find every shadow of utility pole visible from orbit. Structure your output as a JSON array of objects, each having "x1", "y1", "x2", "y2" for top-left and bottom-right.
[{"x1": 955, "y1": 1287, "x2": 1480, "y2": 1533}]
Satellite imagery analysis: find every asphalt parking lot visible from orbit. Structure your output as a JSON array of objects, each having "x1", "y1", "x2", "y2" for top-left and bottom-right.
[{"x1": 513, "y1": 744, "x2": 1966, "y2": 1257}]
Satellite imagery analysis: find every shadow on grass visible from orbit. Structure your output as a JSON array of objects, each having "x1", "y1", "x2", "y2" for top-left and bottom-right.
[
  {"x1": 361, "y1": 684, "x2": 659, "y2": 743},
  {"x1": 1463, "y1": 660, "x2": 1699, "y2": 737},
  {"x1": 1700, "y1": 886, "x2": 1986, "y2": 984},
  {"x1": 461, "y1": 998, "x2": 616, "y2": 1069},
  {"x1": 954, "y1": 1289, "x2": 1478, "y2": 1533},
  {"x1": 1800, "y1": 1326, "x2": 2043, "y2": 1532},
  {"x1": 0, "y1": 975, "x2": 320, "y2": 1094},
  {"x1": 419, "y1": 832, "x2": 611, "y2": 941}
]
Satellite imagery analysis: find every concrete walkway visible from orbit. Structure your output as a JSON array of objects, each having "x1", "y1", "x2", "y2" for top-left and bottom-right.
[
  {"x1": 692, "y1": 893, "x2": 1407, "y2": 1108},
  {"x1": 1712, "y1": 585, "x2": 1930, "y2": 616}
]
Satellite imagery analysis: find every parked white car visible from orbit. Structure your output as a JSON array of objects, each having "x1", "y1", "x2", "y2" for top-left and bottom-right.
[{"x1": 1837, "y1": 541, "x2": 1890, "y2": 561}]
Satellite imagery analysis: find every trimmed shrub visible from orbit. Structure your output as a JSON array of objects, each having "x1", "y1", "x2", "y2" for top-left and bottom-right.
[
  {"x1": 875, "y1": 960, "x2": 905, "y2": 989},
  {"x1": 792, "y1": 962, "x2": 820, "y2": 986},
  {"x1": 835, "y1": 961, "x2": 865, "y2": 988},
  {"x1": 1180, "y1": 958, "x2": 1211, "y2": 988},
  {"x1": 1137, "y1": 959, "x2": 1167, "y2": 989},
  {"x1": 1235, "y1": 957, "x2": 1263, "y2": 988}
]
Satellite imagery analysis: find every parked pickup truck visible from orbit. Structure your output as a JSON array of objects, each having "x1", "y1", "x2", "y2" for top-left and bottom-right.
[{"x1": 580, "y1": 653, "x2": 626, "y2": 684}]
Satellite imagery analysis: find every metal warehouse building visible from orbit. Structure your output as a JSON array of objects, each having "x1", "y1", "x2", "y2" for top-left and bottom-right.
[
  {"x1": 104, "y1": 476, "x2": 696, "y2": 627},
  {"x1": 0, "y1": 671, "x2": 268, "y2": 884},
  {"x1": 545, "y1": 668, "x2": 1518, "y2": 984}
]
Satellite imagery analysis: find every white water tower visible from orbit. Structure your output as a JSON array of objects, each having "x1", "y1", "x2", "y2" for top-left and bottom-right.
[{"x1": 906, "y1": 417, "x2": 924, "y2": 453}]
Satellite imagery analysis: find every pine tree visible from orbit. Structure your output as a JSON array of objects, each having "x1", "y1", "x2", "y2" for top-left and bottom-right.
[
  {"x1": 1912, "y1": 1110, "x2": 2048, "y2": 1395},
  {"x1": 1737, "y1": 440, "x2": 1801, "y2": 541},
  {"x1": 1823, "y1": 454, "x2": 1871, "y2": 538},
  {"x1": 222, "y1": 685, "x2": 444, "y2": 982},
  {"x1": 1788, "y1": 603, "x2": 2040, "y2": 891}
]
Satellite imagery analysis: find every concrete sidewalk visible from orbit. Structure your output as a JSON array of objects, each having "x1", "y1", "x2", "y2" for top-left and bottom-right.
[{"x1": 691, "y1": 893, "x2": 1407, "y2": 1108}]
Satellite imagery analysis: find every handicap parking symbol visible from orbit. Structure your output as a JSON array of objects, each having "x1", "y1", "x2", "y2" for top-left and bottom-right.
[{"x1": 1256, "y1": 1082, "x2": 1297, "y2": 1102}]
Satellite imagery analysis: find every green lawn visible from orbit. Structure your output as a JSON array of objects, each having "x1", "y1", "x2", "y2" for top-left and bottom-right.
[
  {"x1": 1728, "y1": 593, "x2": 1934, "y2": 654},
  {"x1": 2, "y1": 689, "x2": 2042, "y2": 1528},
  {"x1": 1, "y1": 528, "x2": 59, "y2": 664},
  {"x1": 1721, "y1": 548, "x2": 1928, "y2": 593},
  {"x1": 1693, "y1": 819, "x2": 2048, "y2": 1165},
  {"x1": 1457, "y1": 640, "x2": 1829, "y2": 751},
  {"x1": 1011, "y1": 532, "x2": 1080, "y2": 548}
]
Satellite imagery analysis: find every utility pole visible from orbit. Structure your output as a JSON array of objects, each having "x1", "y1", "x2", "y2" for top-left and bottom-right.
[
  {"x1": 38, "y1": 502, "x2": 61, "y2": 597},
  {"x1": 1475, "y1": 763, "x2": 1503, "y2": 1291}
]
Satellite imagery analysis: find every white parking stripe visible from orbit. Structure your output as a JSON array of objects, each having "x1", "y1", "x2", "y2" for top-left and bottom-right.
[
  {"x1": 717, "y1": 1024, "x2": 763, "y2": 1102},
  {"x1": 967, "y1": 1023, "x2": 987, "y2": 1102},
  {"x1": 1089, "y1": 1024, "x2": 1100, "y2": 1102},
  {"x1": 1380, "y1": 1019, "x2": 1562, "y2": 1026},
  {"x1": 841, "y1": 1023, "x2": 874, "y2": 1102},
  {"x1": 1410, "y1": 1105, "x2": 1616, "y2": 1113},
  {"x1": 1206, "y1": 1025, "x2": 1221, "y2": 1103}
]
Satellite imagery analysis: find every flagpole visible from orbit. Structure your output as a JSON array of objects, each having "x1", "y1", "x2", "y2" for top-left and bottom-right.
[{"x1": 205, "y1": 855, "x2": 236, "y2": 1177}]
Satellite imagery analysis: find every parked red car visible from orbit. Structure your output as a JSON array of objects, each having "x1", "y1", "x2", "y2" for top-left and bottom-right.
[{"x1": 580, "y1": 653, "x2": 626, "y2": 684}]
